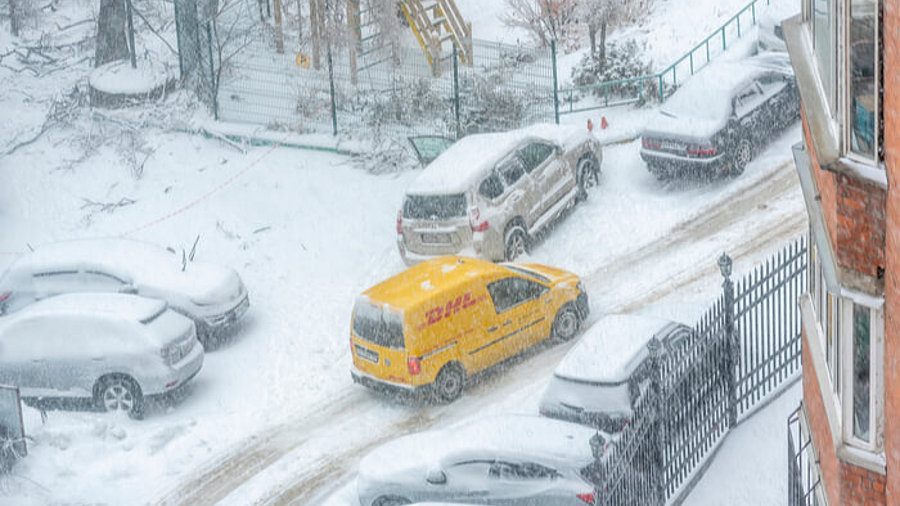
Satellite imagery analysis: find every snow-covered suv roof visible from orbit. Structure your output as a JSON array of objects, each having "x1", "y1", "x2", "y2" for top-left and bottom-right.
[{"x1": 406, "y1": 123, "x2": 588, "y2": 195}]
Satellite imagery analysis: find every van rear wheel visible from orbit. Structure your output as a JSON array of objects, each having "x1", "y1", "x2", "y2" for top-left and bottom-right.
[
  {"x1": 552, "y1": 303, "x2": 581, "y2": 342},
  {"x1": 431, "y1": 364, "x2": 465, "y2": 403}
]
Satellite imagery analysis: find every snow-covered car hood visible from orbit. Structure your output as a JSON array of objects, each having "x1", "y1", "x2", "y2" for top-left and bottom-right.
[
  {"x1": 148, "y1": 262, "x2": 244, "y2": 306},
  {"x1": 508, "y1": 262, "x2": 581, "y2": 285},
  {"x1": 555, "y1": 314, "x2": 672, "y2": 383}
]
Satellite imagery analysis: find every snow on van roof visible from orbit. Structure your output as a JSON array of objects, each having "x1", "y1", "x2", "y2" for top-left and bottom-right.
[
  {"x1": 406, "y1": 123, "x2": 588, "y2": 195},
  {"x1": 554, "y1": 314, "x2": 673, "y2": 383},
  {"x1": 362, "y1": 256, "x2": 499, "y2": 310},
  {"x1": 13, "y1": 293, "x2": 166, "y2": 323}
]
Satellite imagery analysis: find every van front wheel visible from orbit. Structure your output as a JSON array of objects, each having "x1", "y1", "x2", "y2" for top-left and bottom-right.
[
  {"x1": 552, "y1": 303, "x2": 581, "y2": 342},
  {"x1": 431, "y1": 364, "x2": 465, "y2": 403}
]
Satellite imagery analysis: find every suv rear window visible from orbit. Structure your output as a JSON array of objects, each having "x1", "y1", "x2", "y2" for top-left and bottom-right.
[
  {"x1": 403, "y1": 194, "x2": 467, "y2": 220},
  {"x1": 353, "y1": 299, "x2": 405, "y2": 349}
]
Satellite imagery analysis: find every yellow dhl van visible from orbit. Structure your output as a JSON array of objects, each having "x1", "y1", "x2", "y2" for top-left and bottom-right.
[{"x1": 350, "y1": 256, "x2": 589, "y2": 402}]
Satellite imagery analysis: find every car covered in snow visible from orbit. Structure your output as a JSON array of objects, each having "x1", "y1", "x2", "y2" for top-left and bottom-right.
[
  {"x1": 539, "y1": 314, "x2": 690, "y2": 433},
  {"x1": 357, "y1": 414, "x2": 611, "y2": 506},
  {"x1": 0, "y1": 238, "x2": 249, "y2": 347},
  {"x1": 351, "y1": 256, "x2": 588, "y2": 403},
  {"x1": 397, "y1": 124, "x2": 602, "y2": 264},
  {"x1": 0, "y1": 293, "x2": 203, "y2": 418},
  {"x1": 639, "y1": 52, "x2": 799, "y2": 179}
]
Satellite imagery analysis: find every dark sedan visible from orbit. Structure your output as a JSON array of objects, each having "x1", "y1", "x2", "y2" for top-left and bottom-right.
[{"x1": 640, "y1": 53, "x2": 799, "y2": 180}]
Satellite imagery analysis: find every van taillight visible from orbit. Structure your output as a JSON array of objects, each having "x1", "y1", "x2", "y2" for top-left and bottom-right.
[
  {"x1": 468, "y1": 206, "x2": 488, "y2": 232},
  {"x1": 396, "y1": 210, "x2": 403, "y2": 235},
  {"x1": 407, "y1": 356, "x2": 421, "y2": 375},
  {"x1": 577, "y1": 491, "x2": 595, "y2": 504}
]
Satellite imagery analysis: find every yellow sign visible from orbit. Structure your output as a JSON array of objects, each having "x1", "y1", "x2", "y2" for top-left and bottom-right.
[{"x1": 295, "y1": 53, "x2": 311, "y2": 69}]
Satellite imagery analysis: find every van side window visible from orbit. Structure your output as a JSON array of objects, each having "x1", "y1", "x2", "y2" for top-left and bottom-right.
[
  {"x1": 479, "y1": 172, "x2": 505, "y2": 200},
  {"x1": 487, "y1": 277, "x2": 546, "y2": 313}
]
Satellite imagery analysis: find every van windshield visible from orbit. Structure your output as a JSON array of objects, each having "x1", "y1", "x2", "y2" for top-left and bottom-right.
[
  {"x1": 403, "y1": 194, "x2": 467, "y2": 220},
  {"x1": 353, "y1": 299, "x2": 404, "y2": 349}
]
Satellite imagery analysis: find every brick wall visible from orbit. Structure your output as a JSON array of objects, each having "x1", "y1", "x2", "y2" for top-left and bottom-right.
[
  {"x1": 801, "y1": 329, "x2": 842, "y2": 506},
  {"x1": 834, "y1": 174, "x2": 886, "y2": 278},
  {"x1": 883, "y1": 0, "x2": 900, "y2": 502},
  {"x1": 841, "y1": 463, "x2": 887, "y2": 505}
]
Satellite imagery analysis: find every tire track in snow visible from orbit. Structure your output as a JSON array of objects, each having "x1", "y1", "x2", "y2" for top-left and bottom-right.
[{"x1": 157, "y1": 160, "x2": 804, "y2": 506}]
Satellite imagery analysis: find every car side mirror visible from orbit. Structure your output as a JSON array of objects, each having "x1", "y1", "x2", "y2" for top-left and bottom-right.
[{"x1": 426, "y1": 468, "x2": 447, "y2": 485}]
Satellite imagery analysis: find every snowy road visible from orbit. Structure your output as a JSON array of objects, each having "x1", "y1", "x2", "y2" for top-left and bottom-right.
[{"x1": 156, "y1": 132, "x2": 807, "y2": 506}]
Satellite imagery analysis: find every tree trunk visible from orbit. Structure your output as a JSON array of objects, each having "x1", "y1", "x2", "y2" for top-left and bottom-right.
[
  {"x1": 9, "y1": 0, "x2": 19, "y2": 37},
  {"x1": 599, "y1": 18, "x2": 607, "y2": 65},
  {"x1": 589, "y1": 23, "x2": 596, "y2": 57},
  {"x1": 95, "y1": 0, "x2": 130, "y2": 67},
  {"x1": 273, "y1": 0, "x2": 284, "y2": 53}
]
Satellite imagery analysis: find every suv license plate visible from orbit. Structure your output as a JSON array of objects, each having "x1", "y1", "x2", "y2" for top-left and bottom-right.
[
  {"x1": 354, "y1": 344, "x2": 379, "y2": 364},
  {"x1": 421, "y1": 233, "x2": 451, "y2": 244}
]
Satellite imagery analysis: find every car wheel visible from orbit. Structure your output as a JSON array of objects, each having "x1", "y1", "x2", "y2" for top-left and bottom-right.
[
  {"x1": 552, "y1": 303, "x2": 581, "y2": 342},
  {"x1": 577, "y1": 154, "x2": 601, "y2": 201},
  {"x1": 647, "y1": 163, "x2": 670, "y2": 181},
  {"x1": 431, "y1": 363, "x2": 465, "y2": 403},
  {"x1": 730, "y1": 139, "x2": 753, "y2": 176},
  {"x1": 373, "y1": 496, "x2": 411, "y2": 506},
  {"x1": 503, "y1": 224, "x2": 528, "y2": 261},
  {"x1": 96, "y1": 375, "x2": 143, "y2": 419}
]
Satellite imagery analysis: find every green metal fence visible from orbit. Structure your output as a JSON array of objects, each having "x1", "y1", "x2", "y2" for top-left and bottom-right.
[{"x1": 557, "y1": 0, "x2": 774, "y2": 117}]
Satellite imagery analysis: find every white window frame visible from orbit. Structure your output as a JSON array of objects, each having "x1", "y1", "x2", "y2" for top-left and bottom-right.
[{"x1": 802, "y1": 0, "x2": 881, "y2": 167}]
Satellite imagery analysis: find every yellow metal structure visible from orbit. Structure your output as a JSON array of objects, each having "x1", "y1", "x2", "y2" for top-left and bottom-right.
[{"x1": 398, "y1": 0, "x2": 473, "y2": 75}]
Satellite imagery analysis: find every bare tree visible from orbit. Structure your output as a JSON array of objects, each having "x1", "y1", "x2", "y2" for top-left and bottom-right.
[
  {"x1": 9, "y1": 0, "x2": 20, "y2": 36},
  {"x1": 96, "y1": 0, "x2": 130, "y2": 66},
  {"x1": 503, "y1": 0, "x2": 581, "y2": 49}
]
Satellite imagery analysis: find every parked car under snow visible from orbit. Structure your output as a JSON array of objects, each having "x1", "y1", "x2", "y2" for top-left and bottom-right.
[
  {"x1": 0, "y1": 238, "x2": 249, "y2": 347},
  {"x1": 539, "y1": 314, "x2": 690, "y2": 433},
  {"x1": 357, "y1": 414, "x2": 611, "y2": 506},
  {"x1": 397, "y1": 123, "x2": 603, "y2": 264},
  {"x1": 639, "y1": 53, "x2": 799, "y2": 180},
  {"x1": 0, "y1": 293, "x2": 203, "y2": 418}
]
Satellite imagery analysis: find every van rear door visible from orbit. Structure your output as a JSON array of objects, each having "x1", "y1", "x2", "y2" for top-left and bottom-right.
[{"x1": 350, "y1": 299, "x2": 411, "y2": 385}]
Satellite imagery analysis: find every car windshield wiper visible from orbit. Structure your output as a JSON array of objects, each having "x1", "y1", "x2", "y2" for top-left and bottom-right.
[{"x1": 660, "y1": 110, "x2": 677, "y2": 118}]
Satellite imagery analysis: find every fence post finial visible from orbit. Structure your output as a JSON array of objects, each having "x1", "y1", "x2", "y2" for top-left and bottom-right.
[{"x1": 719, "y1": 253, "x2": 739, "y2": 427}]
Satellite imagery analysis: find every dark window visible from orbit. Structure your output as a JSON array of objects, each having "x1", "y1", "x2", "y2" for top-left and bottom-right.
[
  {"x1": 479, "y1": 172, "x2": 505, "y2": 200},
  {"x1": 497, "y1": 156, "x2": 526, "y2": 186},
  {"x1": 518, "y1": 143, "x2": 555, "y2": 173},
  {"x1": 487, "y1": 277, "x2": 546, "y2": 313},
  {"x1": 402, "y1": 194, "x2": 467, "y2": 220},
  {"x1": 489, "y1": 461, "x2": 559, "y2": 480},
  {"x1": 352, "y1": 301, "x2": 405, "y2": 349}
]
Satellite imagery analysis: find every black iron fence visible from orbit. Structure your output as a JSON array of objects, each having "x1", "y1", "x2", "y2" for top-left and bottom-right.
[
  {"x1": 788, "y1": 407, "x2": 824, "y2": 506},
  {"x1": 595, "y1": 236, "x2": 807, "y2": 506}
]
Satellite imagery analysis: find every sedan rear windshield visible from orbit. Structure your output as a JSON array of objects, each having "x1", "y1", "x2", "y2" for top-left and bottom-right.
[
  {"x1": 403, "y1": 194, "x2": 467, "y2": 220},
  {"x1": 353, "y1": 299, "x2": 404, "y2": 349}
]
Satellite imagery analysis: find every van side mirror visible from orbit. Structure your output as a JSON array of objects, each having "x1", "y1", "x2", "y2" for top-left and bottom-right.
[{"x1": 426, "y1": 468, "x2": 447, "y2": 485}]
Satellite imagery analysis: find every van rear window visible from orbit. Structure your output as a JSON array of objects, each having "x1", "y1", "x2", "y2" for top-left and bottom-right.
[
  {"x1": 403, "y1": 194, "x2": 467, "y2": 220},
  {"x1": 353, "y1": 300, "x2": 404, "y2": 349}
]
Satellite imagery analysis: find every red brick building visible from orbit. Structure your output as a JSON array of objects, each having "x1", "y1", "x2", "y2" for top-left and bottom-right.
[{"x1": 783, "y1": 0, "x2": 895, "y2": 503}]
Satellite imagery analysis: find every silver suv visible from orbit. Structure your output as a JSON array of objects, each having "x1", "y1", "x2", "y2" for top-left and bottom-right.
[{"x1": 397, "y1": 124, "x2": 602, "y2": 264}]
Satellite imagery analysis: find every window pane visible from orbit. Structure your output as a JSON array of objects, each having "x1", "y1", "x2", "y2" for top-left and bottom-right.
[
  {"x1": 812, "y1": 0, "x2": 834, "y2": 108},
  {"x1": 852, "y1": 304, "x2": 870, "y2": 442},
  {"x1": 849, "y1": 1, "x2": 876, "y2": 158}
]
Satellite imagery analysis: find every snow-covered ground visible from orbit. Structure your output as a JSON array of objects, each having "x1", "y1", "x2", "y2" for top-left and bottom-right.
[{"x1": 0, "y1": 0, "x2": 806, "y2": 505}]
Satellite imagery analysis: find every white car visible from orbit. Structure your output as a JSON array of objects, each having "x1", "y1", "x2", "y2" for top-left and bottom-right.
[
  {"x1": 357, "y1": 414, "x2": 611, "y2": 506},
  {"x1": 0, "y1": 293, "x2": 203, "y2": 418},
  {"x1": 0, "y1": 238, "x2": 249, "y2": 347},
  {"x1": 397, "y1": 124, "x2": 602, "y2": 264},
  {"x1": 539, "y1": 314, "x2": 691, "y2": 432}
]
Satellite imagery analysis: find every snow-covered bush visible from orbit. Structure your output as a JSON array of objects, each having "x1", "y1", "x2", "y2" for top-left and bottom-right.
[
  {"x1": 570, "y1": 40, "x2": 659, "y2": 103},
  {"x1": 457, "y1": 72, "x2": 533, "y2": 135}
]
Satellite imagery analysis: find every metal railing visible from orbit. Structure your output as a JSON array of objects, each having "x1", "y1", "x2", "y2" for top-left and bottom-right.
[
  {"x1": 557, "y1": 0, "x2": 775, "y2": 117},
  {"x1": 595, "y1": 236, "x2": 806, "y2": 505},
  {"x1": 788, "y1": 407, "x2": 824, "y2": 506}
]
